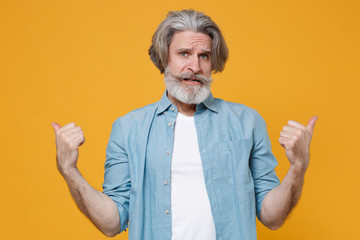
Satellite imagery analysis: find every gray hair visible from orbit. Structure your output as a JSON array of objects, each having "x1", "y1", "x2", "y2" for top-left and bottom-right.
[{"x1": 148, "y1": 9, "x2": 229, "y2": 74}]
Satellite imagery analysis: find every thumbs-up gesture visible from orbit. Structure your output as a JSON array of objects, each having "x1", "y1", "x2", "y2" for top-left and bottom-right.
[
  {"x1": 279, "y1": 116, "x2": 318, "y2": 173},
  {"x1": 51, "y1": 122, "x2": 85, "y2": 176}
]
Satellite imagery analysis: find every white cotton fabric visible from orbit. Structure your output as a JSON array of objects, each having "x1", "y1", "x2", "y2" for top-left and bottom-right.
[{"x1": 171, "y1": 112, "x2": 216, "y2": 240}]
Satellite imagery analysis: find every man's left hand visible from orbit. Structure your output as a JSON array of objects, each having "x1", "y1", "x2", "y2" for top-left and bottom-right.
[{"x1": 279, "y1": 116, "x2": 318, "y2": 174}]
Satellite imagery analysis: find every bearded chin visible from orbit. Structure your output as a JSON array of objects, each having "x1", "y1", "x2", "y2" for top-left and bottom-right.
[{"x1": 164, "y1": 70, "x2": 212, "y2": 105}]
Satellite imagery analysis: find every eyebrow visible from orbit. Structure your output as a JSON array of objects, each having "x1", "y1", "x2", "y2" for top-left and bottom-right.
[
  {"x1": 176, "y1": 48, "x2": 212, "y2": 54},
  {"x1": 201, "y1": 50, "x2": 212, "y2": 55}
]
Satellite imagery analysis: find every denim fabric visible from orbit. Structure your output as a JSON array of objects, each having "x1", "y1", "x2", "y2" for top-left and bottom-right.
[{"x1": 103, "y1": 91, "x2": 280, "y2": 240}]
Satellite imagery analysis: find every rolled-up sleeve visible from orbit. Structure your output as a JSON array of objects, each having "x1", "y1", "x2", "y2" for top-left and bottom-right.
[
  {"x1": 103, "y1": 119, "x2": 131, "y2": 233},
  {"x1": 250, "y1": 112, "x2": 280, "y2": 219}
]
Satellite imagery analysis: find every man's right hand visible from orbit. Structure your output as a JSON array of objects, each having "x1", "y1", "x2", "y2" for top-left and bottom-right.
[
  {"x1": 51, "y1": 122, "x2": 85, "y2": 176},
  {"x1": 51, "y1": 122, "x2": 120, "y2": 236}
]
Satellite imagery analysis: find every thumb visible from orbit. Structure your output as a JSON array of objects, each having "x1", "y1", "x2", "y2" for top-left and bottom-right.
[
  {"x1": 51, "y1": 122, "x2": 61, "y2": 133},
  {"x1": 307, "y1": 116, "x2": 318, "y2": 135}
]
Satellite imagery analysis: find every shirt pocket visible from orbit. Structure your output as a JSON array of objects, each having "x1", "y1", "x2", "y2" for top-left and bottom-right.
[{"x1": 214, "y1": 139, "x2": 252, "y2": 184}]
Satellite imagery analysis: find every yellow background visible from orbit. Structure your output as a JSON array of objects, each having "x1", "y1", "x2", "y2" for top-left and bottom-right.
[{"x1": 1, "y1": 0, "x2": 359, "y2": 239}]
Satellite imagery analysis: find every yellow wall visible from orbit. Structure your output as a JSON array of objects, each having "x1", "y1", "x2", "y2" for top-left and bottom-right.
[{"x1": 1, "y1": 0, "x2": 359, "y2": 239}]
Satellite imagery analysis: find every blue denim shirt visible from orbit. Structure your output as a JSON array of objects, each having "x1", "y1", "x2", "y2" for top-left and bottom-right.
[{"x1": 103, "y1": 91, "x2": 280, "y2": 240}]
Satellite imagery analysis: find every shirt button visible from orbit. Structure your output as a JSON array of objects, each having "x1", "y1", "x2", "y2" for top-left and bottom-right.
[
  {"x1": 168, "y1": 123, "x2": 172, "y2": 127},
  {"x1": 165, "y1": 210, "x2": 170, "y2": 215},
  {"x1": 166, "y1": 150, "x2": 170, "y2": 155},
  {"x1": 164, "y1": 180, "x2": 168, "y2": 185},
  {"x1": 170, "y1": 107, "x2": 175, "y2": 111}
]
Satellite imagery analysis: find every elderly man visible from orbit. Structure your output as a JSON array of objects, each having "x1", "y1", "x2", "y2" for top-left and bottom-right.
[{"x1": 52, "y1": 10, "x2": 317, "y2": 240}]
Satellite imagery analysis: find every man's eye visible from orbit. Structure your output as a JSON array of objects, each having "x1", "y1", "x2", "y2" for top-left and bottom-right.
[
  {"x1": 180, "y1": 52, "x2": 188, "y2": 56},
  {"x1": 200, "y1": 54, "x2": 209, "y2": 59}
]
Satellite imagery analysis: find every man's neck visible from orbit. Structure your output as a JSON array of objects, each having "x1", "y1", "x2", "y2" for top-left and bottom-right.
[{"x1": 167, "y1": 93, "x2": 196, "y2": 117}]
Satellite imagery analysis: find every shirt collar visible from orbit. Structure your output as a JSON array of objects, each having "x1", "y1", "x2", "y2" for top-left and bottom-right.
[
  {"x1": 201, "y1": 92, "x2": 218, "y2": 113},
  {"x1": 156, "y1": 90, "x2": 218, "y2": 115},
  {"x1": 156, "y1": 91, "x2": 173, "y2": 115}
]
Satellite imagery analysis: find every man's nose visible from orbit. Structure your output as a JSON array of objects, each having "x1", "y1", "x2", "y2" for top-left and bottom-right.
[{"x1": 187, "y1": 56, "x2": 201, "y2": 74}]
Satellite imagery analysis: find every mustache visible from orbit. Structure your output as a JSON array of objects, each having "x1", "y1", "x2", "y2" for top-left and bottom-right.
[{"x1": 169, "y1": 72, "x2": 212, "y2": 84}]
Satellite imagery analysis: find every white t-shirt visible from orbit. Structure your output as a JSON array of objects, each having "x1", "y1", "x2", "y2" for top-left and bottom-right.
[{"x1": 171, "y1": 112, "x2": 216, "y2": 240}]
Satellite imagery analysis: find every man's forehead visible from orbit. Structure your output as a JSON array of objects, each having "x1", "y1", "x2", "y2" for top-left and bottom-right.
[{"x1": 170, "y1": 31, "x2": 212, "y2": 51}]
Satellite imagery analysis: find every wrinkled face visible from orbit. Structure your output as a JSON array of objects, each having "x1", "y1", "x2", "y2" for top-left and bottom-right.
[{"x1": 164, "y1": 31, "x2": 213, "y2": 104}]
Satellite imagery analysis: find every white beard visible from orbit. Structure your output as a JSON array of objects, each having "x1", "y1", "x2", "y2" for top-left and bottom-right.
[{"x1": 164, "y1": 68, "x2": 212, "y2": 104}]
